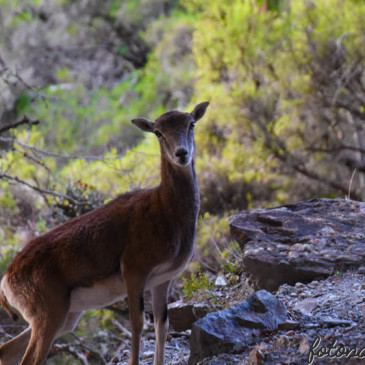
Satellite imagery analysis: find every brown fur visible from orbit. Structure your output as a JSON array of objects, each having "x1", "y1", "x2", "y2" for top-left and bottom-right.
[{"x1": 0, "y1": 289, "x2": 17, "y2": 321}]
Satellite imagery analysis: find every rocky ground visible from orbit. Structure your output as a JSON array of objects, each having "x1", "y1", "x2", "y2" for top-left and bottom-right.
[
  {"x1": 0, "y1": 199, "x2": 364, "y2": 364},
  {"x1": 2, "y1": 270, "x2": 363, "y2": 364},
  {"x1": 114, "y1": 269, "x2": 365, "y2": 364}
]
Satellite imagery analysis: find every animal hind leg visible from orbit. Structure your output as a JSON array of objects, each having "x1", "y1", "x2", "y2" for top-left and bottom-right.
[
  {"x1": 57, "y1": 311, "x2": 82, "y2": 335},
  {"x1": 21, "y1": 314, "x2": 68, "y2": 365},
  {"x1": 0, "y1": 327, "x2": 31, "y2": 365},
  {"x1": 0, "y1": 311, "x2": 82, "y2": 365},
  {"x1": 19, "y1": 297, "x2": 70, "y2": 365}
]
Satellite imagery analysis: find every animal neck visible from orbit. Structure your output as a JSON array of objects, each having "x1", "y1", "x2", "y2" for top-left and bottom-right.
[{"x1": 158, "y1": 155, "x2": 199, "y2": 214}]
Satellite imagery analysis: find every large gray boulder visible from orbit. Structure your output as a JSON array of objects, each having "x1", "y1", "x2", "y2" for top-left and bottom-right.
[
  {"x1": 188, "y1": 290, "x2": 287, "y2": 364},
  {"x1": 229, "y1": 198, "x2": 365, "y2": 291}
]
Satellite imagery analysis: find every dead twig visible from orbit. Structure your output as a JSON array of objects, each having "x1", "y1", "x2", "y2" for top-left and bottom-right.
[
  {"x1": 67, "y1": 333, "x2": 107, "y2": 365},
  {"x1": 0, "y1": 136, "x2": 127, "y2": 163},
  {"x1": 0, "y1": 66, "x2": 50, "y2": 106},
  {"x1": 111, "y1": 318, "x2": 132, "y2": 339},
  {"x1": 51, "y1": 344, "x2": 88, "y2": 365},
  {"x1": 0, "y1": 116, "x2": 39, "y2": 135},
  {"x1": 0, "y1": 173, "x2": 88, "y2": 206}
]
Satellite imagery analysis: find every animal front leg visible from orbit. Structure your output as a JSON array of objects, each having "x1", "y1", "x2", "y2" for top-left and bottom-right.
[
  {"x1": 124, "y1": 271, "x2": 146, "y2": 365},
  {"x1": 152, "y1": 281, "x2": 170, "y2": 365}
]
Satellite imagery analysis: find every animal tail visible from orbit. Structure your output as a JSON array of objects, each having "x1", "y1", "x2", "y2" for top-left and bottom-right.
[{"x1": 0, "y1": 283, "x2": 18, "y2": 321}]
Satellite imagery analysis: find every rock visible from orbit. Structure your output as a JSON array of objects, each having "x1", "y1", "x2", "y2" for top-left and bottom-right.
[
  {"x1": 278, "y1": 320, "x2": 300, "y2": 330},
  {"x1": 299, "y1": 337, "x2": 310, "y2": 355},
  {"x1": 141, "y1": 351, "x2": 154, "y2": 359},
  {"x1": 358, "y1": 266, "x2": 365, "y2": 274},
  {"x1": 320, "y1": 317, "x2": 353, "y2": 327},
  {"x1": 215, "y1": 274, "x2": 228, "y2": 286},
  {"x1": 274, "y1": 335, "x2": 290, "y2": 348},
  {"x1": 168, "y1": 301, "x2": 210, "y2": 332},
  {"x1": 229, "y1": 198, "x2": 365, "y2": 290},
  {"x1": 293, "y1": 298, "x2": 318, "y2": 315},
  {"x1": 188, "y1": 290, "x2": 287, "y2": 364},
  {"x1": 248, "y1": 346, "x2": 265, "y2": 365}
]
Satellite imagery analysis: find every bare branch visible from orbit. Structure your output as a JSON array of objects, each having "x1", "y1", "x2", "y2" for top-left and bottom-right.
[
  {"x1": 0, "y1": 137, "x2": 125, "y2": 162},
  {"x1": 0, "y1": 116, "x2": 40, "y2": 135},
  {"x1": 67, "y1": 333, "x2": 107, "y2": 364},
  {"x1": 110, "y1": 318, "x2": 132, "y2": 339},
  {"x1": 256, "y1": 122, "x2": 357, "y2": 198},
  {"x1": 305, "y1": 144, "x2": 365, "y2": 155},
  {"x1": 342, "y1": 158, "x2": 365, "y2": 172},
  {"x1": 0, "y1": 65, "x2": 50, "y2": 106},
  {"x1": 22, "y1": 150, "x2": 52, "y2": 174},
  {"x1": 51, "y1": 344, "x2": 88, "y2": 365},
  {"x1": 0, "y1": 173, "x2": 87, "y2": 206}
]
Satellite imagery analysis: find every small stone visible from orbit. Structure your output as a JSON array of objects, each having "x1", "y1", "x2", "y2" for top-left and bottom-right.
[
  {"x1": 142, "y1": 351, "x2": 154, "y2": 359},
  {"x1": 299, "y1": 337, "x2": 310, "y2": 355},
  {"x1": 248, "y1": 347, "x2": 265, "y2": 365},
  {"x1": 321, "y1": 317, "x2": 353, "y2": 327},
  {"x1": 357, "y1": 266, "x2": 365, "y2": 274},
  {"x1": 275, "y1": 335, "x2": 290, "y2": 348},
  {"x1": 293, "y1": 298, "x2": 318, "y2": 314},
  {"x1": 215, "y1": 274, "x2": 228, "y2": 286},
  {"x1": 295, "y1": 282, "x2": 306, "y2": 288},
  {"x1": 303, "y1": 323, "x2": 320, "y2": 329},
  {"x1": 278, "y1": 320, "x2": 300, "y2": 330}
]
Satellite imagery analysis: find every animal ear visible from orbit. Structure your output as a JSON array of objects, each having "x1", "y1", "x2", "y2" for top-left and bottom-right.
[
  {"x1": 131, "y1": 117, "x2": 155, "y2": 133},
  {"x1": 190, "y1": 101, "x2": 209, "y2": 122}
]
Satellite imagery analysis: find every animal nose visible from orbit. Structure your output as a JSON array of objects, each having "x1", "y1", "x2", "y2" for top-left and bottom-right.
[{"x1": 175, "y1": 148, "x2": 188, "y2": 157}]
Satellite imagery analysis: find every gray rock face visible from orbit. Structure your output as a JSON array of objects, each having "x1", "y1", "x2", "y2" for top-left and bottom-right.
[
  {"x1": 229, "y1": 198, "x2": 365, "y2": 291},
  {"x1": 188, "y1": 290, "x2": 287, "y2": 364}
]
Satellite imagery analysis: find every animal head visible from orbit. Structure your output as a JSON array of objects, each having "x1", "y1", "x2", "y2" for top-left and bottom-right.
[{"x1": 132, "y1": 102, "x2": 209, "y2": 167}]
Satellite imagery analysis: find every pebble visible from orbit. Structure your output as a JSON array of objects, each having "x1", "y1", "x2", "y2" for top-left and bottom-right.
[
  {"x1": 293, "y1": 298, "x2": 318, "y2": 314},
  {"x1": 248, "y1": 347, "x2": 265, "y2": 365},
  {"x1": 321, "y1": 318, "x2": 353, "y2": 327},
  {"x1": 142, "y1": 351, "x2": 154, "y2": 359},
  {"x1": 299, "y1": 337, "x2": 310, "y2": 355},
  {"x1": 278, "y1": 320, "x2": 301, "y2": 330}
]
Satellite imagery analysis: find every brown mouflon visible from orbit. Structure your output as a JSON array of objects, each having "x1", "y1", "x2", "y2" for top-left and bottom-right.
[{"x1": 0, "y1": 102, "x2": 209, "y2": 365}]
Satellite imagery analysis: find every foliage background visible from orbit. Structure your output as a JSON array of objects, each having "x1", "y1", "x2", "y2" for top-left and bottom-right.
[{"x1": 1, "y1": 0, "x2": 365, "y2": 362}]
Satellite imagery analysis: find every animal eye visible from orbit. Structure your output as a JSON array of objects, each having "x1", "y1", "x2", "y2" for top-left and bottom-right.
[
  {"x1": 154, "y1": 131, "x2": 162, "y2": 138},
  {"x1": 190, "y1": 123, "x2": 195, "y2": 130}
]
